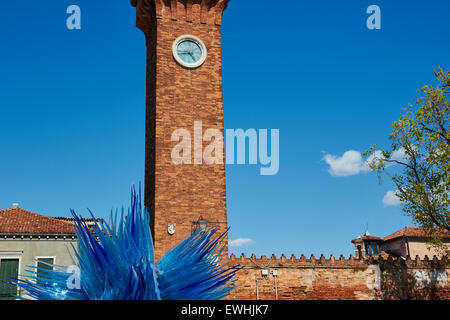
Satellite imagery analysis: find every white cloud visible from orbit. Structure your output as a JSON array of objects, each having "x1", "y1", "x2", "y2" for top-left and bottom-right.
[
  {"x1": 323, "y1": 148, "x2": 408, "y2": 177},
  {"x1": 229, "y1": 238, "x2": 255, "y2": 247},
  {"x1": 383, "y1": 190, "x2": 401, "y2": 207},
  {"x1": 391, "y1": 148, "x2": 408, "y2": 162},
  {"x1": 323, "y1": 150, "x2": 371, "y2": 177}
]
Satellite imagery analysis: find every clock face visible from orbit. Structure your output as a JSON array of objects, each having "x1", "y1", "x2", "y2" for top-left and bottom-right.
[
  {"x1": 172, "y1": 35, "x2": 207, "y2": 68},
  {"x1": 177, "y1": 40, "x2": 202, "y2": 64}
]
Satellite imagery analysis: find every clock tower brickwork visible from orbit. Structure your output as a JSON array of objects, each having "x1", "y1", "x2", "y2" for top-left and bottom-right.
[{"x1": 132, "y1": 0, "x2": 230, "y2": 260}]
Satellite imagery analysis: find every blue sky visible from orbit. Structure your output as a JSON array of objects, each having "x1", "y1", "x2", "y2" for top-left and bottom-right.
[{"x1": 0, "y1": 0, "x2": 449, "y2": 258}]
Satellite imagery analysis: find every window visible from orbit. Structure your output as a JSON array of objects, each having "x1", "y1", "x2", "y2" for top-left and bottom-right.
[
  {"x1": 36, "y1": 258, "x2": 54, "y2": 285},
  {"x1": 371, "y1": 242, "x2": 379, "y2": 255},
  {"x1": 357, "y1": 245, "x2": 362, "y2": 257},
  {"x1": 0, "y1": 259, "x2": 19, "y2": 300}
]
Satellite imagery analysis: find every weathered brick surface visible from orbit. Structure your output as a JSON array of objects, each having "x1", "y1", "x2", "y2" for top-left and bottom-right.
[
  {"x1": 225, "y1": 254, "x2": 449, "y2": 300},
  {"x1": 133, "y1": 0, "x2": 230, "y2": 260}
]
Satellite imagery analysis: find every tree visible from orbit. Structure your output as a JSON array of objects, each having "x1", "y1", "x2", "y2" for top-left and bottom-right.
[{"x1": 364, "y1": 67, "x2": 449, "y2": 256}]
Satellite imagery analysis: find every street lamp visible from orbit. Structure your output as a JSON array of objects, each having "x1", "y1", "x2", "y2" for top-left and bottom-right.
[
  {"x1": 191, "y1": 216, "x2": 208, "y2": 234},
  {"x1": 190, "y1": 216, "x2": 227, "y2": 234},
  {"x1": 198, "y1": 216, "x2": 208, "y2": 232}
]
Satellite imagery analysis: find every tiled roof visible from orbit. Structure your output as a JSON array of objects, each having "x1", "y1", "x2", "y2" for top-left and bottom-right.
[
  {"x1": 384, "y1": 226, "x2": 450, "y2": 242},
  {"x1": 351, "y1": 230, "x2": 383, "y2": 243},
  {"x1": 351, "y1": 235, "x2": 383, "y2": 243},
  {"x1": 0, "y1": 207, "x2": 77, "y2": 235}
]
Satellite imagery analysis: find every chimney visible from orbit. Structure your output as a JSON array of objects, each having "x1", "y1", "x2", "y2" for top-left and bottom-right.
[{"x1": 12, "y1": 203, "x2": 19, "y2": 209}]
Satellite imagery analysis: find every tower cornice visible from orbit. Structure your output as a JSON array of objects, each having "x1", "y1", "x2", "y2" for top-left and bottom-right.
[{"x1": 131, "y1": 0, "x2": 230, "y2": 35}]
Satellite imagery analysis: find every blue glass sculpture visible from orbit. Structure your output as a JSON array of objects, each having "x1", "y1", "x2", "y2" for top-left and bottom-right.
[{"x1": 13, "y1": 187, "x2": 241, "y2": 300}]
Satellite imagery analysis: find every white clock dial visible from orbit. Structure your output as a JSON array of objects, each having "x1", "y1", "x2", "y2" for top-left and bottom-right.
[{"x1": 172, "y1": 35, "x2": 207, "y2": 69}]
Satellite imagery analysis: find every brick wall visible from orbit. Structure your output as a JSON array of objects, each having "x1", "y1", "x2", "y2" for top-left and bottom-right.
[{"x1": 225, "y1": 254, "x2": 449, "y2": 300}]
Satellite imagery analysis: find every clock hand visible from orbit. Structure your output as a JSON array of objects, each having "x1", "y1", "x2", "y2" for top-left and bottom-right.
[{"x1": 179, "y1": 50, "x2": 195, "y2": 56}]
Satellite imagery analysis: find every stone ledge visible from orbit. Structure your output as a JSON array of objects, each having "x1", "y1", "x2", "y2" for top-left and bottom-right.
[
  {"x1": 132, "y1": 0, "x2": 230, "y2": 35},
  {"x1": 227, "y1": 253, "x2": 449, "y2": 268}
]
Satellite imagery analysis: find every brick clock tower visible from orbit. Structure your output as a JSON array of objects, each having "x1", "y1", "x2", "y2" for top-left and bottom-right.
[{"x1": 131, "y1": 0, "x2": 230, "y2": 260}]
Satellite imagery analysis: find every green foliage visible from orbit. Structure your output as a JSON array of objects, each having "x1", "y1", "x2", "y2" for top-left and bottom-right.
[{"x1": 364, "y1": 67, "x2": 449, "y2": 257}]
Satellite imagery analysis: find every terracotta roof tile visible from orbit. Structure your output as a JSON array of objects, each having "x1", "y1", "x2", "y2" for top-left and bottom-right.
[
  {"x1": 0, "y1": 207, "x2": 77, "y2": 235},
  {"x1": 384, "y1": 226, "x2": 450, "y2": 242}
]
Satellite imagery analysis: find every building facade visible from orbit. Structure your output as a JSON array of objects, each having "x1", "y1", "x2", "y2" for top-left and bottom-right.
[
  {"x1": 352, "y1": 227, "x2": 450, "y2": 260},
  {"x1": 0, "y1": 205, "x2": 77, "y2": 300}
]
